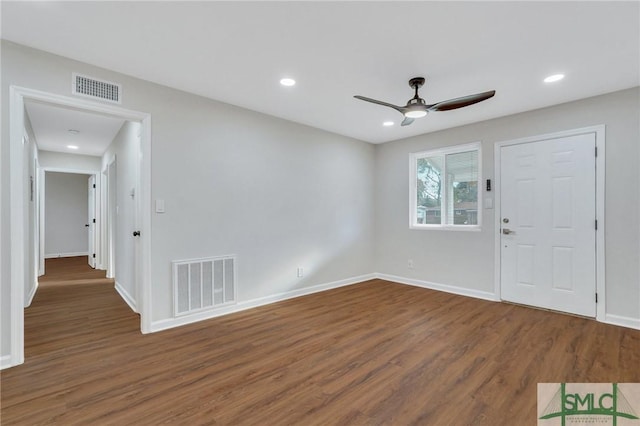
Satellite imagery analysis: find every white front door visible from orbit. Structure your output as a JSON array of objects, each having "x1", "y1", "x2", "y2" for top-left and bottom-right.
[
  {"x1": 88, "y1": 175, "x2": 96, "y2": 268},
  {"x1": 500, "y1": 133, "x2": 596, "y2": 317}
]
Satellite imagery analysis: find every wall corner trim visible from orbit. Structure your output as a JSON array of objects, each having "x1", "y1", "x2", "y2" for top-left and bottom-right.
[
  {"x1": 374, "y1": 273, "x2": 499, "y2": 302},
  {"x1": 149, "y1": 273, "x2": 377, "y2": 333},
  {"x1": 115, "y1": 281, "x2": 138, "y2": 313}
]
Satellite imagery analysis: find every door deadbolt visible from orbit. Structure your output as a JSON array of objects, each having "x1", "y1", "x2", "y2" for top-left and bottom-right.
[{"x1": 502, "y1": 218, "x2": 509, "y2": 223}]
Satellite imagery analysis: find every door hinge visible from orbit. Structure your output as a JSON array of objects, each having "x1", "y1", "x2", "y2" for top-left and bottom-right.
[
  {"x1": 93, "y1": 183, "x2": 96, "y2": 188},
  {"x1": 595, "y1": 292, "x2": 598, "y2": 303},
  {"x1": 595, "y1": 219, "x2": 598, "y2": 230},
  {"x1": 92, "y1": 253, "x2": 96, "y2": 258},
  {"x1": 93, "y1": 218, "x2": 96, "y2": 223},
  {"x1": 595, "y1": 146, "x2": 598, "y2": 157}
]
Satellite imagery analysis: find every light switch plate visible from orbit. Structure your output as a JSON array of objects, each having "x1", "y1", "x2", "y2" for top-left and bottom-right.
[
  {"x1": 485, "y1": 198, "x2": 493, "y2": 209},
  {"x1": 155, "y1": 199, "x2": 165, "y2": 213}
]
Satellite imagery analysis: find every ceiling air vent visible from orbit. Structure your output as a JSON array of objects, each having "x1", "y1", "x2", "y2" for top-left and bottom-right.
[{"x1": 72, "y1": 73, "x2": 121, "y2": 104}]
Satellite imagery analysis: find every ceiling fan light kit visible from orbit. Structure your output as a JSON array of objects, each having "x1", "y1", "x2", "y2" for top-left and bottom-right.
[
  {"x1": 404, "y1": 108, "x2": 428, "y2": 118},
  {"x1": 354, "y1": 76, "x2": 496, "y2": 126}
]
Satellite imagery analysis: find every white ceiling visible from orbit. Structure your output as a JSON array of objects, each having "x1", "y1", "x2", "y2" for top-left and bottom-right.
[
  {"x1": 3, "y1": 2, "x2": 639, "y2": 144},
  {"x1": 25, "y1": 101, "x2": 125, "y2": 157}
]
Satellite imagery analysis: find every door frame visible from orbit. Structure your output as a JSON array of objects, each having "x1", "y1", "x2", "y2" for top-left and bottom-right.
[
  {"x1": 493, "y1": 125, "x2": 606, "y2": 322},
  {"x1": 39, "y1": 168, "x2": 100, "y2": 269},
  {"x1": 87, "y1": 174, "x2": 96, "y2": 268},
  {"x1": 38, "y1": 166, "x2": 45, "y2": 276},
  {"x1": 103, "y1": 156, "x2": 117, "y2": 279},
  {"x1": 7, "y1": 86, "x2": 152, "y2": 369}
]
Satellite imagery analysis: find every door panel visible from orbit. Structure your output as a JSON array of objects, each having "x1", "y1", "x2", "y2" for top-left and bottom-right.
[
  {"x1": 88, "y1": 175, "x2": 95, "y2": 268},
  {"x1": 500, "y1": 133, "x2": 596, "y2": 317}
]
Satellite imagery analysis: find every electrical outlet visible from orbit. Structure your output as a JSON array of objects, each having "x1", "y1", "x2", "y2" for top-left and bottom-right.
[
  {"x1": 407, "y1": 259, "x2": 414, "y2": 269},
  {"x1": 297, "y1": 267, "x2": 304, "y2": 277}
]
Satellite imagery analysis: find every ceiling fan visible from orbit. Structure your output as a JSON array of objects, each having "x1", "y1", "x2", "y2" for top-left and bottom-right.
[{"x1": 354, "y1": 77, "x2": 496, "y2": 126}]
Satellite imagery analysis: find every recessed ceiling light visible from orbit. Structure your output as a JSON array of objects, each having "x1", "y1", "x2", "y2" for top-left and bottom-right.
[
  {"x1": 280, "y1": 78, "x2": 296, "y2": 87},
  {"x1": 383, "y1": 121, "x2": 394, "y2": 127},
  {"x1": 68, "y1": 129, "x2": 80, "y2": 135},
  {"x1": 67, "y1": 145, "x2": 79, "y2": 150},
  {"x1": 544, "y1": 74, "x2": 565, "y2": 83}
]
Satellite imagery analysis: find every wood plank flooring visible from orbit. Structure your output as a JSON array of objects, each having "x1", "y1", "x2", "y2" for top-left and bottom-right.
[
  {"x1": 38, "y1": 256, "x2": 112, "y2": 287},
  {"x1": 2, "y1": 262, "x2": 639, "y2": 425}
]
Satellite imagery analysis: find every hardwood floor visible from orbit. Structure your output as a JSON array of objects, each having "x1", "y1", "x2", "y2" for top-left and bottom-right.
[
  {"x1": 39, "y1": 256, "x2": 112, "y2": 287},
  {"x1": 2, "y1": 268, "x2": 639, "y2": 425}
]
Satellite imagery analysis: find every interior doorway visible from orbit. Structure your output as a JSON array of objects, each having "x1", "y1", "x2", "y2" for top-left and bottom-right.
[
  {"x1": 6, "y1": 86, "x2": 152, "y2": 369},
  {"x1": 40, "y1": 170, "x2": 97, "y2": 273}
]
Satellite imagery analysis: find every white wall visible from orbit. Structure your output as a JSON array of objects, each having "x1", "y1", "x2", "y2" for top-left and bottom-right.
[
  {"x1": 146, "y1": 75, "x2": 376, "y2": 323},
  {"x1": 375, "y1": 87, "x2": 640, "y2": 322},
  {"x1": 102, "y1": 121, "x2": 139, "y2": 308},
  {"x1": 38, "y1": 150, "x2": 102, "y2": 172},
  {"x1": 44, "y1": 172, "x2": 90, "y2": 258}
]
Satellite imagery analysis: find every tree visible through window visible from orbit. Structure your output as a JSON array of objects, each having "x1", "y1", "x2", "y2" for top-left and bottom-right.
[
  {"x1": 411, "y1": 143, "x2": 481, "y2": 229},
  {"x1": 416, "y1": 156, "x2": 443, "y2": 224}
]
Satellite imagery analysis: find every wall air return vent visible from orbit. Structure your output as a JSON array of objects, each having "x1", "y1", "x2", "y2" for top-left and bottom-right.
[
  {"x1": 172, "y1": 255, "x2": 237, "y2": 317},
  {"x1": 72, "y1": 73, "x2": 122, "y2": 104}
]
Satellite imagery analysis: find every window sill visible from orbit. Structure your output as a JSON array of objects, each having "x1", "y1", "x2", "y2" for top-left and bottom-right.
[{"x1": 410, "y1": 224, "x2": 482, "y2": 232}]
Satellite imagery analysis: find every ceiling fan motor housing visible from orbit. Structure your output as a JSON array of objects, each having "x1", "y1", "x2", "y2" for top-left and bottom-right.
[
  {"x1": 409, "y1": 77, "x2": 425, "y2": 88},
  {"x1": 406, "y1": 79, "x2": 428, "y2": 118}
]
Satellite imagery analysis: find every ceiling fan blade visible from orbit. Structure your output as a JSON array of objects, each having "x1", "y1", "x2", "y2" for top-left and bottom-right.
[
  {"x1": 354, "y1": 95, "x2": 404, "y2": 113},
  {"x1": 401, "y1": 116, "x2": 414, "y2": 126},
  {"x1": 427, "y1": 90, "x2": 496, "y2": 112}
]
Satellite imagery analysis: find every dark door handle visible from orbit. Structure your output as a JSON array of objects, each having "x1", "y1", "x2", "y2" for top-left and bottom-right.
[
  {"x1": 133, "y1": 231, "x2": 141, "y2": 237},
  {"x1": 85, "y1": 224, "x2": 90, "y2": 227}
]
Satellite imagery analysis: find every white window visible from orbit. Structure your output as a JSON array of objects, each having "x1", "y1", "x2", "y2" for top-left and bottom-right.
[{"x1": 410, "y1": 142, "x2": 482, "y2": 230}]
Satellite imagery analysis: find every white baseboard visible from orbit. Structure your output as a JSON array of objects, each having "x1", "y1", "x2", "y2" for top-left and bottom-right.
[
  {"x1": 0, "y1": 354, "x2": 17, "y2": 370},
  {"x1": 45, "y1": 252, "x2": 88, "y2": 259},
  {"x1": 375, "y1": 273, "x2": 499, "y2": 302},
  {"x1": 25, "y1": 281, "x2": 38, "y2": 307},
  {"x1": 150, "y1": 273, "x2": 377, "y2": 333},
  {"x1": 115, "y1": 281, "x2": 138, "y2": 313},
  {"x1": 604, "y1": 313, "x2": 640, "y2": 330}
]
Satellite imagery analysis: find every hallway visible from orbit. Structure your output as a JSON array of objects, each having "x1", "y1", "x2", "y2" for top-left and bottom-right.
[
  {"x1": 39, "y1": 256, "x2": 112, "y2": 287},
  {"x1": 23, "y1": 257, "x2": 127, "y2": 359}
]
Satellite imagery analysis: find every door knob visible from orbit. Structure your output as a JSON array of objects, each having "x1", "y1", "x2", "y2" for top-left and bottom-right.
[
  {"x1": 502, "y1": 228, "x2": 514, "y2": 235},
  {"x1": 133, "y1": 231, "x2": 141, "y2": 237}
]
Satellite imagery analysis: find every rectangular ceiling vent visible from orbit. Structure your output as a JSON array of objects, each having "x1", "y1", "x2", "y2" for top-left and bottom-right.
[{"x1": 72, "y1": 73, "x2": 122, "y2": 104}]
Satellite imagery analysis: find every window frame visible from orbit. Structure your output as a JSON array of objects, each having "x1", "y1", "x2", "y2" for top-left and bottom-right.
[{"x1": 409, "y1": 141, "x2": 482, "y2": 231}]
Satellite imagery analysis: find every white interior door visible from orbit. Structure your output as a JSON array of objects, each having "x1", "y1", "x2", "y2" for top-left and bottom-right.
[
  {"x1": 88, "y1": 175, "x2": 96, "y2": 268},
  {"x1": 38, "y1": 168, "x2": 45, "y2": 276},
  {"x1": 500, "y1": 133, "x2": 596, "y2": 317},
  {"x1": 107, "y1": 159, "x2": 117, "y2": 278}
]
